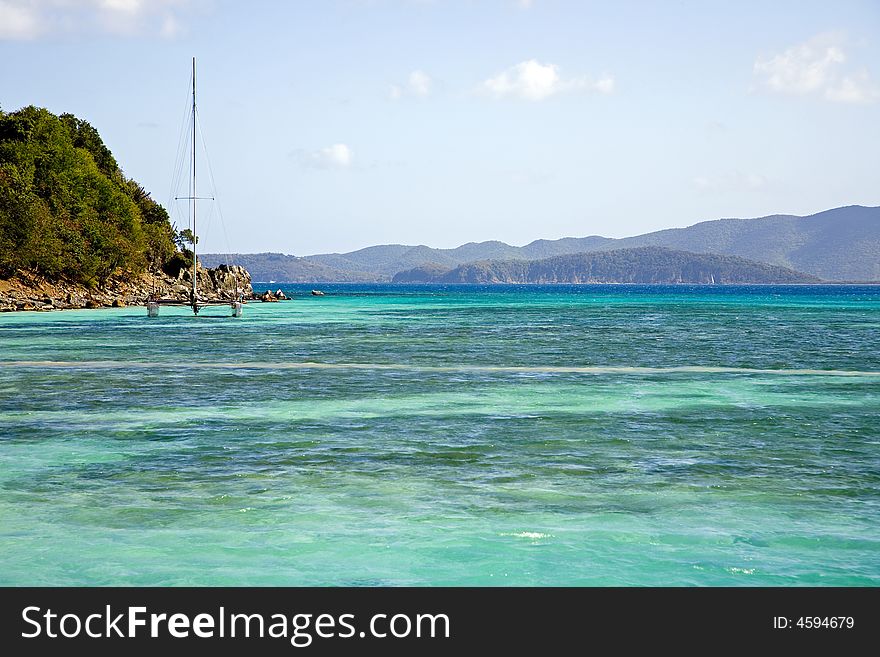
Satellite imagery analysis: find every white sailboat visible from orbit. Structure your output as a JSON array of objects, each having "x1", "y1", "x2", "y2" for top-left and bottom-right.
[{"x1": 147, "y1": 57, "x2": 243, "y2": 318}]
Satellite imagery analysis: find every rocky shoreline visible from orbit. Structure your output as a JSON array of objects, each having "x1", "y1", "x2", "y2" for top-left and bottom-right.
[{"x1": 0, "y1": 263, "x2": 253, "y2": 312}]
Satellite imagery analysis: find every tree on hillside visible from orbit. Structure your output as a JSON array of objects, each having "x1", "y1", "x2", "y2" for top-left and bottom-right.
[{"x1": 0, "y1": 105, "x2": 179, "y2": 285}]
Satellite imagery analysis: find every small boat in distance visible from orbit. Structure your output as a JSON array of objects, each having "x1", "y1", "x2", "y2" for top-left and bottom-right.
[
  {"x1": 311, "y1": 290, "x2": 325, "y2": 296},
  {"x1": 147, "y1": 57, "x2": 243, "y2": 318}
]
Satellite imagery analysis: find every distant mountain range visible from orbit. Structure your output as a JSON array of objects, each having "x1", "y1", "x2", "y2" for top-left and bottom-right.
[
  {"x1": 199, "y1": 252, "x2": 377, "y2": 283},
  {"x1": 392, "y1": 247, "x2": 820, "y2": 284},
  {"x1": 202, "y1": 205, "x2": 879, "y2": 282}
]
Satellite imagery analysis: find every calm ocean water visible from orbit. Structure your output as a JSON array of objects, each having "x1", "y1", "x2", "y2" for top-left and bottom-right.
[{"x1": 1, "y1": 284, "x2": 878, "y2": 586}]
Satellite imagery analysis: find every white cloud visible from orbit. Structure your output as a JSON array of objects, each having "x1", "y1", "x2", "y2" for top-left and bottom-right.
[
  {"x1": 824, "y1": 70, "x2": 879, "y2": 103},
  {"x1": 753, "y1": 33, "x2": 879, "y2": 103},
  {"x1": 0, "y1": 1, "x2": 42, "y2": 40},
  {"x1": 389, "y1": 69, "x2": 433, "y2": 100},
  {"x1": 408, "y1": 70, "x2": 431, "y2": 97},
  {"x1": 101, "y1": 0, "x2": 144, "y2": 13},
  {"x1": 305, "y1": 144, "x2": 353, "y2": 169},
  {"x1": 482, "y1": 59, "x2": 614, "y2": 101},
  {"x1": 0, "y1": 0, "x2": 192, "y2": 40},
  {"x1": 593, "y1": 75, "x2": 615, "y2": 95},
  {"x1": 516, "y1": 0, "x2": 534, "y2": 9}
]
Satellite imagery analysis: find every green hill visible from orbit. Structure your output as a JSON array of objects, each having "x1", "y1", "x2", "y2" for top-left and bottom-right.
[
  {"x1": 0, "y1": 105, "x2": 177, "y2": 287},
  {"x1": 576, "y1": 206, "x2": 880, "y2": 281},
  {"x1": 392, "y1": 247, "x2": 821, "y2": 284},
  {"x1": 272, "y1": 205, "x2": 877, "y2": 282}
]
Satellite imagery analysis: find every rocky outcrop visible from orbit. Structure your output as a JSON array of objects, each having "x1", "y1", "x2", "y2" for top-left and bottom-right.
[
  {"x1": 0, "y1": 263, "x2": 253, "y2": 312},
  {"x1": 257, "y1": 288, "x2": 289, "y2": 302}
]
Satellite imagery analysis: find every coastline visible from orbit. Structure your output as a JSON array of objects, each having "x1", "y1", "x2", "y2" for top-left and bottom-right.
[
  {"x1": 0, "y1": 264, "x2": 253, "y2": 312},
  {"x1": 4, "y1": 277, "x2": 877, "y2": 313}
]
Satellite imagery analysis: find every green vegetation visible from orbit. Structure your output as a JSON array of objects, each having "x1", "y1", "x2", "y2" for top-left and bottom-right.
[
  {"x1": 392, "y1": 247, "x2": 822, "y2": 284},
  {"x1": 0, "y1": 105, "x2": 177, "y2": 286},
  {"x1": 177, "y1": 228, "x2": 198, "y2": 247},
  {"x1": 280, "y1": 205, "x2": 878, "y2": 282}
]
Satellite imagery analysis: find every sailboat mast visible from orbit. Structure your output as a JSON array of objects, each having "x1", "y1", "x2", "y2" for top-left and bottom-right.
[{"x1": 191, "y1": 56, "x2": 197, "y2": 310}]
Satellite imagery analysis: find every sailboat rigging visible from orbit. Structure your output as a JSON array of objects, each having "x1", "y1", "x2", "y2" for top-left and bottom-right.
[{"x1": 147, "y1": 58, "x2": 243, "y2": 318}]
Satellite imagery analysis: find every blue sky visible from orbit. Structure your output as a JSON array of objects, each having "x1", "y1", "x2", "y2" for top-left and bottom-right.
[{"x1": 1, "y1": 0, "x2": 878, "y2": 255}]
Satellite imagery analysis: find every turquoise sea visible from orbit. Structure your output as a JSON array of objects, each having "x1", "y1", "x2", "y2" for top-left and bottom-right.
[{"x1": 1, "y1": 284, "x2": 878, "y2": 586}]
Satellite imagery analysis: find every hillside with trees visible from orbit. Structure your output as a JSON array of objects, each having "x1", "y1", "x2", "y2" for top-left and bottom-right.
[
  {"x1": 0, "y1": 106, "x2": 253, "y2": 311},
  {"x1": 253, "y1": 205, "x2": 877, "y2": 282},
  {"x1": 392, "y1": 247, "x2": 821, "y2": 284},
  {"x1": 0, "y1": 105, "x2": 177, "y2": 287}
]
